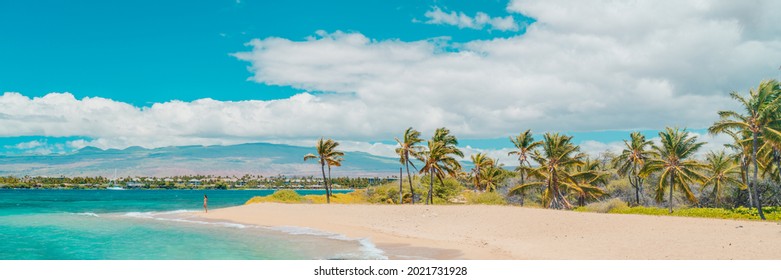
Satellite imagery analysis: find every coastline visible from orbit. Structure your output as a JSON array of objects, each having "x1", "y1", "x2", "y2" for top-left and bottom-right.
[{"x1": 190, "y1": 203, "x2": 781, "y2": 260}]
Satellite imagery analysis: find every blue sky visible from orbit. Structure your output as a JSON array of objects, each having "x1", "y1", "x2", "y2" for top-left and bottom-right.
[
  {"x1": 2, "y1": 0, "x2": 780, "y2": 162},
  {"x1": 1, "y1": 0, "x2": 531, "y2": 105}
]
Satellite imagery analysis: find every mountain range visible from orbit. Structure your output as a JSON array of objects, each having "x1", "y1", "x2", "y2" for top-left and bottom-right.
[{"x1": 0, "y1": 143, "x2": 406, "y2": 177}]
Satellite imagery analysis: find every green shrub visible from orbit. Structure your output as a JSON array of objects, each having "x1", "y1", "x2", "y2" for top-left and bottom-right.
[{"x1": 246, "y1": 189, "x2": 303, "y2": 204}]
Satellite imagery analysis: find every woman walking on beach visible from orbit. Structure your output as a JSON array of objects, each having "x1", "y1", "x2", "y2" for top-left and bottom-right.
[{"x1": 203, "y1": 194, "x2": 208, "y2": 213}]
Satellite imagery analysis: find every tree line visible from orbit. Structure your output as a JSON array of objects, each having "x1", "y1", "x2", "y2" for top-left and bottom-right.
[{"x1": 308, "y1": 79, "x2": 781, "y2": 221}]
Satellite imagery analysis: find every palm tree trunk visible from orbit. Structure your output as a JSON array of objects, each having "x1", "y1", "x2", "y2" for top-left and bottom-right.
[
  {"x1": 405, "y1": 161, "x2": 415, "y2": 204},
  {"x1": 475, "y1": 166, "x2": 481, "y2": 192},
  {"x1": 775, "y1": 150, "x2": 781, "y2": 204},
  {"x1": 320, "y1": 162, "x2": 329, "y2": 204},
  {"x1": 630, "y1": 174, "x2": 639, "y2": 206},
  {"x1": 638, "y1": 177, "x2": 644, "y2": 205},
  {"x1": 742, "y1": 162, "x2": 753, "y2": 209},
  {"x1": 551, "y1": 169, "x2": 560, "y2": 209},
  {"x1": 327, "y1": 164, "x2": 333, "y2": 198},
  {"x1": 427, "y1": 170, "x2": 434, "y2": 205},
  {"x1": 751, "y1": 132, "x2": 766, "y2": 220},
  {"x1": 399, "y1": 167, "x2": 403, "y2": 204},
  {"x1": 669, "y1": 171, "x2": 674, "y2": 213},
  {"x1": 519, "y1": 166, "x2": 525, "y2": 206}
]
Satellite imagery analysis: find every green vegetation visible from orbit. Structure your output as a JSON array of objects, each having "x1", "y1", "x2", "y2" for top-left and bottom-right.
[
  {"x1": 576, "y1": 200, "x2": 781, "y2": 221},
  {"x1": 246, "y1": 189, "x2": 304, "y2": 203},
  {"x1": 246, "y1": 189, "x2": 368, "y2": 204}
]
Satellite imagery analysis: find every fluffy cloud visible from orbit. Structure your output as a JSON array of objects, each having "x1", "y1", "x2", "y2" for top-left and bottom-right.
[
  {"x1": 423, "y1": 6, "x2": 520, "y2": 31},
  {"x1": 235, "y1": 0, "x2": 781, "y2": 137},
  {"x1": 0, "y1": 92, "x2": 386, "y2": 149},
  {"x1": 2, "y1": 139, "x2": 67, "y2": 155}
]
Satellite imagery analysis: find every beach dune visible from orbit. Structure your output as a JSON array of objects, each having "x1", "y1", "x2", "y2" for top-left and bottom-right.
[{"x1": 193, "y1": 203, "x2": 781, "y2": 259}]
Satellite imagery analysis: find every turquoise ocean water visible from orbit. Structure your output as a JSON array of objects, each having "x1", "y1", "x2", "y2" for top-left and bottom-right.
[{"x1": 0, "y1": 189, "x2": 384, "y2": 260}]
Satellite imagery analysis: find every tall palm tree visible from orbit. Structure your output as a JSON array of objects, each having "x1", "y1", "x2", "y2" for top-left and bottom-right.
[
  {"x1": 509, "y1": 133, "x2": 586, "y2": 209},
  {"x1": 508, "y1": 130, "x2": 541, "y2": 206},
  {"x1": 470, "y1": 153, "x2": 494, "y2": 191},
  {"x1": 701, "y1": 150, "x2": 744, "y2": 206},
  {"x1": 508, "y1": 130, "x2": 541, "y2": 185},
  {"x1": 613, "y1": 132, "x2": 653, "y2": 205},
  {"x1": 639, "y1": 128, "x2": 706, "y2": 213},
  {"x1": 304, "y1": 138, "x2": 344, "y2": 204},
  {"x1": 419, "y1": 128, "x2": 463, "y2": 205},
  {"x1": 395, "y1": 127, "x2": 424, "y2": 204},
  {"x1": 709, "y1": 79, "x2": 781, "y2": 220}
]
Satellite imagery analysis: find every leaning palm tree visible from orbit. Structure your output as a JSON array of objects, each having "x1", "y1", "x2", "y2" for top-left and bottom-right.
[
  {"x1": 303, "y1": 138, "x2": 344, "y2": 204},
  {"x1": 701, "y1": 150, "x2": 744, "y2": 206},
  {"x1": 639, "y1": 128, "x2": 706, "y2": 213},
  {"x1": 509, "y1": 133, "x2": 586, "y2": 209},
  {"x1": 709, "y1": 79, "x2": 781, "y2": 220},
  {"x1": 419, "y1": 128, "x2": 463, "y2": 205},
  {"x1": 395, "y1": 127, "x2": 424, "y2": 204},
  {"x1": 470, "y1": 153, "x2": 495, "y2": 191},
  {"x1": 613, "y1": 132, "x2": 653, "y2": 205}
]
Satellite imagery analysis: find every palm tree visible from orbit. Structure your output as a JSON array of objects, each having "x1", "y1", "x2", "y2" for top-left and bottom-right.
[
  {"x1": 508, "y1": 130, "x2": 541, "y2": 205},
  {"x1": 470, "y1": 153, "x2": 494, "y2": 191},
  {"x1": 395, "y1": 127, "x2": 424, "y2": 204},
  {"x1": 639, "y1": 128, "x2": 706, "y2": 213},
  {"x1": 479, "y1": 162, "x2": 507, "y2": 192},
  {"x1": 509, "y1": 133, "x2": 586, "y2": 209},
  {"x1": 724, "y1": 129, "x2": 754, "y2": 207},
  {"x1": 613, "y1": 132, "x2": 653, "y2": 205},
  {"x1": 701, "y1": 150, "x2": 744, "y2": 206},
  {"x1": 570, "y1": 157, "x2": 609, "y2": 207},
  {"x1": 709, "y1": 79, "x2": 781, "y2": 220},
  {"x1": 508, "y1": 130, "x2": 541, "y2": 185},
  {"x1": 304, "y1": 138, "x2": 344, "y2": 204},
  {"x1": 419, "y1": 128, "x2": 463, "y2": 205}
]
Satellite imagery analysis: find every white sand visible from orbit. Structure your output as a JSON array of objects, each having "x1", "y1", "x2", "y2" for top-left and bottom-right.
[{"x1": 189, "y1": 203, "x2": 781, "y2": 259}]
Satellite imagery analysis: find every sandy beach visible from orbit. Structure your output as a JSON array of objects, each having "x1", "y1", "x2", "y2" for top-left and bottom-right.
[{"x1": 191, "y1": 203, "x2": 781, "y2": 260}]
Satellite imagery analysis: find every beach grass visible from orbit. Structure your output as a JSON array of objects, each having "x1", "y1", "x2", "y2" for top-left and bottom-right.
[
  {"x1": 462, "y1": 191, "x2": 507, "y2": 205},
  {"x1": 245, "y1": 189, "x2": 368, "y2": 205},
  {"x1": 575, "y1": 200, "x2": 781, "y2": 221}
]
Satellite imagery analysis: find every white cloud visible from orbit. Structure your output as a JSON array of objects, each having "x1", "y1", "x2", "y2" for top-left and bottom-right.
[
  {"x1": 2, "y1": 139, "x2": 67, "y2": 155},
  {"x1": 423, "y1": 7, "x2": 521, "y2": 31},
  {"x1": 8, "y1": 140, "x2": 44, "y2": 150}
]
